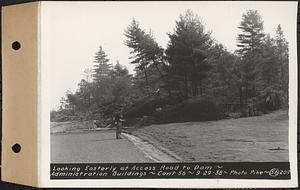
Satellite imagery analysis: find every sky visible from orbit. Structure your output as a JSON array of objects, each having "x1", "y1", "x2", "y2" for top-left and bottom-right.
[{"x1": 40, "y1": 1, "x2": 298, "y2": 110}]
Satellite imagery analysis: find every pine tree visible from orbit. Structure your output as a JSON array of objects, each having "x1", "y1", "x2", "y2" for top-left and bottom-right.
[
  {"x1": 93, "y1": 46, "x2": 112, "y2": 82},
  {"x1": 253, "y1": 34, "x2": 282, "y2": 111},
  {"x1": 237, "y1": 10, "x2": 265, "y2": 105},
  {"x1": 275, "y1": 25, "x2": 289, "y2": 106},
  {"x1": 112, "y1": 61, "x2": 129, "y2": 78},
  {"x1": 275, "y1": 25, "x2": 289, "y2": 84},
  {"x1": 260, "y1": 35, "x2": 280, "y2": 86},
  {"x1": 124, "y1": 19, "x2": 165, "y2": 95},
  {"x1": 205, "y1": 43, "x2": 241, "y2": 106},
  {"x1": 166, "y1": 9, "x2": 212, "y2": 98},
  {"x1": 237, "y1": 10, "x2": 265, "y2": 53}
]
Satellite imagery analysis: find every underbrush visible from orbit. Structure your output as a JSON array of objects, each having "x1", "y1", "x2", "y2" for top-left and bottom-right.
[
  {"x1": 154, "y1": 95, "x2": 223, "y2": 124},
  {"x1": 125, "y1": 95, "x2": 223, "y2": 126}
]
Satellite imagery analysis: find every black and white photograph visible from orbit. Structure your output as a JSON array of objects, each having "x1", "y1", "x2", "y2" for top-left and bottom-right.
[{"x1": 45, "y1": 1, "x2": 297, "y2": 184}]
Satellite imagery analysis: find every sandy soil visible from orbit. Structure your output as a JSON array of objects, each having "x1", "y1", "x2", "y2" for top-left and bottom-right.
[{"x1": 132, "y1": 110, "x2": 289, "y2": 162}]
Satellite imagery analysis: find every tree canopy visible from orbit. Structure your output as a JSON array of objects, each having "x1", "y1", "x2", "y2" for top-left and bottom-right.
[
  {"x1": 166, "y1": 9, "x2": 213, "y2": 98},
  {"x1": 51, "y1": 9, "x2": 289, "y2": 125}
]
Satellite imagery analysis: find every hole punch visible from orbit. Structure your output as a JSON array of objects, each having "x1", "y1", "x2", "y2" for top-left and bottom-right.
[
  {"x1": 12, "y1": 143, "x2": 21, "y2": 153},
  {"x1": 12, "y1": 41, "x2": 21, "y2": 50}
]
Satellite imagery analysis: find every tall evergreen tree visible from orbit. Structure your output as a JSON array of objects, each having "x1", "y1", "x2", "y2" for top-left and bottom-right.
[
  {"x1": 111, "y1": 61, "x2": 129, "y2": 78},
  {"x1": 275, "y1": 25, "x2": 289, "y2": 84},
  {"x1": 205, "y1": 44, "x2": 241, "y2": 105},
  {"x1": 124, "y1": 19, "x2": 165, "y2": 94},
  {"x1": 260, "y1": 35, "x2": 280, "y2": 86},
  {"x1": 237, "y1": 10, "x2": 265, "y2": 53},
  {"x1": 237, "y1": 10, "x2": 265, "y2": 105},
  {"x1": 252, "y1": 34, "x2": 282, "y2": 111},
  {"x1": 275, "y1": 25, "x2": 289, "y2": 106},
  {"x1": 166, "y1": 9, "x2": 212, "y2": 98},
  {"x1": 93, "y1": 46, "x2": 112, "y2": 82}
]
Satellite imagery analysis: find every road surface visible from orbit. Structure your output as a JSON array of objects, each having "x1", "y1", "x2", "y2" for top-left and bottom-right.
[{"x1": 51, "y1": 130, "x2": 152, "y2": 163}]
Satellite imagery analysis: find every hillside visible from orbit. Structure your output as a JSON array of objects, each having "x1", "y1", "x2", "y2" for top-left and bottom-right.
[{"x1": 132, "y1": 110, "x2": 289, "y2": 162}]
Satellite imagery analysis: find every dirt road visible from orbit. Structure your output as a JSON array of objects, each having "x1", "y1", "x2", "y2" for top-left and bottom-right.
[{"x1": 51, "y1": 130, "x2": 152, "y2": 163}]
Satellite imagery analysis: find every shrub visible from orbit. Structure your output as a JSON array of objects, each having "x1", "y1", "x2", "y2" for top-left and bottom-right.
[
  {"x1": 123, "y1": 96, "x2": 168, "y2": 119},
  {"x1": 136, "y1": 116, "x2": 155, "y2": 127},
  {"x1": 154, "y1": 95, "x2": 223, "y2": 123},
  {"x1": 256, "y1": 87, "x2": 283, "y2": 113}
]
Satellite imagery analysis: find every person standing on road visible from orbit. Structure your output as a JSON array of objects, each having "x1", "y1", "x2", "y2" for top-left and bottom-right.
[{"x1": 114, "y1": 113, "x2": 125, "y2": 139}]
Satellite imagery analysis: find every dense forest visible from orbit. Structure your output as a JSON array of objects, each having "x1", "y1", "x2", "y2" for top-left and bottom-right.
[{"x1": 51, "y1": 9, "x2": 289, "y2": 127}]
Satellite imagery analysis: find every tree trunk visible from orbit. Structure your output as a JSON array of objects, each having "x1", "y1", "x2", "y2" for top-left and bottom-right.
[
  {"x1": 184, "y1": 71, "x2": 189, "y2": 99},
  {"x1": 239, "y1": 85, "x2": 243, "y2": 110},
  {"x1": 245, "y1": 84, "x2": 248, "y2": 104},
  {"x1": 143, "y1": 67, "x2": 151, "y2": 96},
  {"x1": 153, "y1": 61, "x2": 163, "y2": 78},
  {"x1": 192, "y1": 84, "x2": 197, "y2": 97}
]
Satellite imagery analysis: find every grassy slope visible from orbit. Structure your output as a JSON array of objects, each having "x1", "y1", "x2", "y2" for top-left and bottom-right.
[{"x1": 132, "y1": 110, "x2": 289, "y2": 162}]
